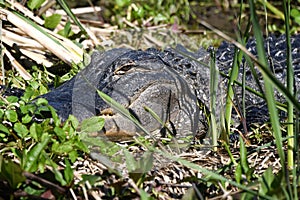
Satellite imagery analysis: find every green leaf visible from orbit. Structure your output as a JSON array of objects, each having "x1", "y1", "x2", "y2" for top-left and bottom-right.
[
  {"x1": 35, "y1": 98, "x2": 48, "y2": 106},
  {"x1": 14, "y1": 123, "x2": 29, "y2": 138},
  {"x1": 124, "y1": 149, "x2": 138, "y2": 172},
  {"x1": 0, "y1": 124, "x2": 10, "y2": 135},
  {"x1": 44, "y1": 14, "x2": 62, "y2": 29},
  {"x1": 49, "y1": 106, "x2": 60, "y2": 127},
  {"x1": 6, "y1": 96, "x2": 19, "y2": 103},
  {"x1": 235, "y1": 163, "x2": 242, "y2": 184},
  {"x1": 154, "y1": 13, "x2": 167, "y2": 24},
  {"x1": 22, "y1": 114, "x2": 32, "y2": 124},
  {"x1": 116, "y1": 0, "x2": 130, "y2": 7},
  {"x1": 294, "y1": 16, "x2": 300, "y2": 25},
  {"x1": 80, "y1": 116, "x2": 105, "y2": 133},
  {"x1": 291, "y1": 8, "x2": 300, "y2": 17},
  {"x1": 140, "y1": 188, "x2": 153, "y2": 200},
  {"x1": 138, "y1": 151, "x2": 153, "y2": 173},
  {"x1": 259, "y1": 167, "x2": 274, "y2": 195},
  {"x1": 5, "y1": 110, "x2": 18, "y2": 122},
  {"x1": 68, "y1": 150, "x2": 78, "y2": 163},
  {"x1": 0, "y1": 157, "x2": 26, "y2": 189},
  {"x1": 225, "y1": 48, "x2": 240, "y2": 136},
  {"x1": 52, "y1": 139, "x2": 84, "y2": 155},
  {"x1": 0, "y1": 100, "x2": 5, "y2": 106},
  {"x1": 249, "y1": 1, "x2": 287, "y2": 188},
  {"x1": 23, "y1": 134, "x2": 51, "y2": 172},
  {"x1": 54, "y1": 126, "x2": 66, "y2": 141},
  {"x1": 134, "y1": 7, "x2": 145, "y2": 18},
  {"x1": 49, "y1": 159, "x2": 67, "y2": 186},
  {"x1": 64, "y1": 115, "x2": 79, "y2": 131},
  {"x1": 246, "y1": 168, "x2": 255, "y2": 181},
  {"x1": 52, "y1": 142, "x2": 73, "y2": 154},
  {"x1": 64, "y1": 159, "x2": 73, "y2": 185},
  {"x1": 73, "y1": 139, "x2": 89, "y2": 153},
  {"x1": 23, "y1": 185, "x2": 44, "y2": 196},
  {"x1": 27, "y1": 0, "x2": 45, "y2": 10},
  {"x1": 29, "y1": 123, "x2": 43, "y2": 141},
  {"x1": 80, "y1": 133, "x2": 120, "y2": 155},
  {"x1": 239, "y1": 137, "x2": 249, "y2": 174},
  {"x1": 58, "y1": 21, "x2": 73, "y2": 37},
  {"x1": 37, "y1": 153, "x2": 47, "y2": 173},
  {"x1": 209, "y1": 50, "x2": 219, "y2": 150},
  {"x1": 81, "y1": 174, "x2": 102, "y2": 185},
  {"x1": 22, "y1": 87, "x2": 36, "y2": 102},
  {"x1": 0, "y1": 109, "x2": 4, "y2": 118}
]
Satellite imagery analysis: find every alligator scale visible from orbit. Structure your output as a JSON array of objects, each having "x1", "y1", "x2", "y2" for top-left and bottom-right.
[{"x1": 4, "y1": 35, "x2": 300, "y2": 139}]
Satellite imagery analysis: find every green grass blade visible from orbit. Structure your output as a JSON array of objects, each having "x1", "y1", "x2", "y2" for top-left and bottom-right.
[
  {"x1": 143, "y1": 106, "x2": 164, "y2": 126},
  {"x1": 249, "y1": 0, "x2": 288, "y2": 194},
  {"x1": 283, "y1": 0, "x2": 294, "y2": 171},
  {"x1": 79, "y1": 74, "x2": 152, "y2": 137},
  {"x1": 283, "y1": 0, "x2": 296, "y2": 198},
  {"x1": 209, "y1": 50, "x2": 218, "y2": 150},
  {"x1": 224, "y1": 48, "x2": 240, "y2": 135},
  {"x1": 258, "y1": 0, "x2": 285, "y2": 20},
  {"x1": 143, "y1": 106, "x2": 174, "y2": 136},
  {"x1": 56, "y1": 0, "x2": 88, "y2": 37},
  {"x1": 96, "y1": 90, "x2": 151, "y2": 137}
]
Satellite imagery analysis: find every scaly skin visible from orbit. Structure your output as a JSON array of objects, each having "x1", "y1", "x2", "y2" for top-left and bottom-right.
[{"x1": 2, "y1": 34, "x2": 300, "y2": 139}]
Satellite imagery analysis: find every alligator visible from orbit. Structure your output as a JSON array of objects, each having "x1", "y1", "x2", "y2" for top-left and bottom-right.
[
  {"x1": 40, "y1": 47, "x2": 208, "y2": 139},
  {"x1": 2, "y1": 34, "x2": 300, "y2": 140}
]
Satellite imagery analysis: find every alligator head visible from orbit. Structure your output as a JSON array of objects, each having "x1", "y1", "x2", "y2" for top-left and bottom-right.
[{"x1": 41, "y1": 48, "x2": 209, "y2": 140}]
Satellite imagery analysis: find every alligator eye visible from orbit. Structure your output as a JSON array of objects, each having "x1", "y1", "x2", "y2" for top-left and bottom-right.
[{"x1": 114, "y1": 61, "x2": 136, "y2": 75}]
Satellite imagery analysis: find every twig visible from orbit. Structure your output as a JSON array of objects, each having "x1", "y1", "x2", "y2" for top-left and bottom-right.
[
  {"x1": 4, "y1": 48, "x2": 32, "y2": 80},
  {"x1": 8, "y1": 0, "x2": 44, "y2": 25},
  {"x1": 0, "y1": 18, "x2": 4, "y2": 84},
  {"x1": 54, "y1": 6, "x2": 102, "y2": 15},
  {"x1": 23, "y1": 171, "x2": 66, "y2": 194}
]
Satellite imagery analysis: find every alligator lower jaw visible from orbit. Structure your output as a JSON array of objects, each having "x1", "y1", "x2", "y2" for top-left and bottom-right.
[
  {"x1": 85, "y1": 128, "x2": 136, "y2": 141},
  {"x1": 103, "y1": 130, "x2": 136, "y2": 142}
]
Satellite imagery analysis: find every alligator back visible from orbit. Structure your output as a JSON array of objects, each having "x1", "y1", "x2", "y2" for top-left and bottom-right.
[{"x1": 215, "y1": 34, "x2": 300, "y2": 124}]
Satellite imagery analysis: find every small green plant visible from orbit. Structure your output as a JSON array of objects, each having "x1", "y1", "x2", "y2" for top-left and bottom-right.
[
  {"x1": 101, "y1": 0, "x2": 191, "y2": 27},
  {"x1": 0, "y1": 86, "x2": 107, "y2": 197}
]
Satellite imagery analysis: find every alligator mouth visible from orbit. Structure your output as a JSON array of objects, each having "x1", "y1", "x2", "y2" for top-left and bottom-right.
[
  {"x1": 95, "y1": 80, "x2": 199, "y2": 141},
  {"x1": 89, "y1": 50, "x2": 201, "y2": 140},
  {"x1": 102, "y1": 126, "x2": 138, "y2": 141}
]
